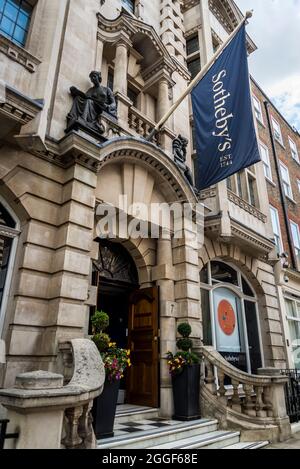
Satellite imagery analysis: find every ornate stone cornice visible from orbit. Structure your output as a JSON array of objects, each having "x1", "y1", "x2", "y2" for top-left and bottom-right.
[
  {"x1": 199, "y1": 188, "x2": 217, "y2": 201},
  {"x1": 0, "y1": 85, "x2": 43, "y2": 125},
  {"x1": 97, "y1": 12, "x2": 187, "y2": 81},
  {"x1": 142, "y1": 58, "x2": 176, "y2": 86},
  {"x1": 0, "y1": 34, "x2": 41, "y2": 73},
  {"x1": 228, "y1": 190, "x2": 267, "y2": 223},
  {"x1": 181, "y1": 0, "x2": 199, "y2": 13},
  {"x1": 14, "y1": 133, "x2": 197, "y2": 204},
  {"x1": 204, "y1": 214, "x2": 274, "y2": 255}
]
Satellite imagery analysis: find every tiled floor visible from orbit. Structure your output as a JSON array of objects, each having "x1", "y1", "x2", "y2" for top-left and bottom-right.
[{"x1": 113, "y1": 418, "x2": 182, "y2": 437}]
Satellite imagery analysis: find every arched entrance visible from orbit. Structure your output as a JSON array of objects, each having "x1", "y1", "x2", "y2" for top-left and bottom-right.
[
  {"x1": 92, "y1": 240, "x2": 159, "y2": 408},
  {"x1": 200, "y1": 260, "x2": 264, "y2": 374}
]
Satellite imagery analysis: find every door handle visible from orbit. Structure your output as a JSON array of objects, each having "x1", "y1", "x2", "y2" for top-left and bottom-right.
[{"x1": 153, "y1": 336, "x2": 158, "y2": 342}]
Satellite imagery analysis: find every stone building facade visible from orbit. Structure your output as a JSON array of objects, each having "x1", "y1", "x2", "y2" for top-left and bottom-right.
[
  {"x1": 0, "y1": 0, "x2": 290, "y2": 421},
  {"x1": 251, "y1": 78, "x2": 300, "y2": 370}
]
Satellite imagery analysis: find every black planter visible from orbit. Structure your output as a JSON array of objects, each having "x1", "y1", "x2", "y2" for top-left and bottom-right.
[
  {"x1": 92, "y1": 379, "x2": 120, "y2": 439},
  {"x1": 172, "y1": 364, "x2": 201, "y2": 421}
]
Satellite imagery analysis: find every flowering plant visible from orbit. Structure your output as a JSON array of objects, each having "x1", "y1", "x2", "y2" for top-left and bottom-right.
[
  {"x1": 166, "y1": 322, "x2": 199, "y2": 376},
  {"x1": 102, "y1": 342, "x2": 131, "y2": 382},
  {"x1": 166, "y1": 351, "x2": 199, "y2": 376}
]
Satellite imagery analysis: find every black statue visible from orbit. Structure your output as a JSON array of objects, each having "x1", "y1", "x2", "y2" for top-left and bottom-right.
[
  {"x1": 173, "y1": 134, "x2": 194, "y2": 186},
  {"x1": 66, "y1": 71, "x2": 117, "y2": 135}
]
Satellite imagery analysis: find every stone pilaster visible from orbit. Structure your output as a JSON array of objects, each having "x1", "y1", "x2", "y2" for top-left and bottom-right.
[{"x1": 152, "y1": 232, "x2": 176, "y2": 418}]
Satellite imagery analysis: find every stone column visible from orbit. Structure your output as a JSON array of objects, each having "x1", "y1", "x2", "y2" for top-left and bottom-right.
[
  {"x1": 152, "y1": 231, "x2": 176, "y2": 418},
  {"x1": 157, "y1": 78, "x2": 170, "y2": 122},
  {"x1": 113, "y1": 39, "x2": 129, "y2": 95},
  {"x1": 113, "y1": 37, "x2": 131, "y2": 128},
  {"x1": 199, "y1": 0, "x2": 214, "y2": 63},
  {"x1": 95, "y1": 34, "x2": 104, "y2": 70}
]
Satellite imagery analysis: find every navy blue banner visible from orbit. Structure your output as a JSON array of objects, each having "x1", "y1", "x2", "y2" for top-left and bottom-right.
[{"x1": 191, "y1": 25, "x2": 261, "y2": 191}]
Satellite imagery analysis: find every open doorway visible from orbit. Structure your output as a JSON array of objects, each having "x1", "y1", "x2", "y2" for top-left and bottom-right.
[{"x1": 92, "y1": 240, "x2": 159, "y2": 408}]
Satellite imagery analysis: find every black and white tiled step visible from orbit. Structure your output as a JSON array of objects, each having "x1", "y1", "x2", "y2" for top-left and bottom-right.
[
  {"x1": 97, "y1": 418, "x2": 269, "y2": 450},
  {"x1": 115, "y1": 405, "x2": 159, "y2": 425}
]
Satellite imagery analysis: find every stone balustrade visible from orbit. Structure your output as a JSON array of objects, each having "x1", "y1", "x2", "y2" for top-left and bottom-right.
[
  {"x1": 200, "y1": 346, "x2": 291, "y2": 442},
  {"x1": 128, "y1": 106, "x2": 159, "y2": 145},
  {"x1": 0, "y1": 339, "x2": 104, "y2": 449}
]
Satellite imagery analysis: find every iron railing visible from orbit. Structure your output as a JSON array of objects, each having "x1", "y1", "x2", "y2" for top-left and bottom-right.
[
  {"x1": 0, "y1": 419, "x2": 19, "y2": 450},
  {"x1": 280, "y1": 369, "x2": 300, "y2": 423}
]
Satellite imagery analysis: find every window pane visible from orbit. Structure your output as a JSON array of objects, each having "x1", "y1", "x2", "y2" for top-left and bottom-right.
[
  {"x1": 288, "y1": 320, "x2": 300, "y2": 369},
  {"x1": 3, "y1": 1, "x2": 18, "y2": 21},
  {"x1": 244, "y1": 301, "x2": 262, "y2": 373},
  {"x1": 0, "y1": 235, "x2": 13, "y2": 311},
  {"x1": 248, "y1": 176, "x2": 256, "y2": 206},
  {"x1": 201, "y1": 289, "x2": 212, "y2": 346},
  {"x1": 242, "y1": 278, "x2": 255, "y2": 297},
  {"x1": 17, "y1": 11, "x2": 30, "y2": 30},
  {"x1": 188, "y1": 57, "x2": 201, "y2": 79},
  {"x1": 186, "y1": 35, "x2": 199, "y2": 55},
  {"x1": 122, "y1": 0, "x2": 134, "y2": 13},
  {"x1": 0, "y1": 0, "x2": 33, "y2": 46},
  {"x1": 13, "y1": 24, "x2": 26, "y2": 45},
  {"x1": 286, "y1": 299, "x2": 297, "y2": 318},
  {"x1": 0, "y1": 16, "x2": 14, "y2": 35},
  {"x1": 211, "y1": 261, "x2": 238, "y2": 286}
]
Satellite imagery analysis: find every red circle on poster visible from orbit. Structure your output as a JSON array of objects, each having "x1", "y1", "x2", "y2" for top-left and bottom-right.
[{"x1": 218, "y1": 300, "x2": 236, "y2": 336}]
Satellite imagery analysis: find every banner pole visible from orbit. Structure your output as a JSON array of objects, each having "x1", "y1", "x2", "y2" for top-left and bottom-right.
[{"x1": 146, "y1": 10, "x2": 253, "y2": 142}]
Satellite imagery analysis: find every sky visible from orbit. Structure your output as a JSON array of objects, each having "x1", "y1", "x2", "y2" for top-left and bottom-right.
[{"x1": 235, "y1": 0, "x2": 300, "y2": 131}]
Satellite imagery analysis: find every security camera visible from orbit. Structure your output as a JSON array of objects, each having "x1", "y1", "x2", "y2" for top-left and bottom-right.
[{"x1": 284, "y1": 275, "x2": 289, "y2": 283}]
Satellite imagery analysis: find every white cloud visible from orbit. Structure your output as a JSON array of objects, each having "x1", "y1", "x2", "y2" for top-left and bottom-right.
[{"x1": 235, "y1": 0, "x2": 300, "y2": 130}]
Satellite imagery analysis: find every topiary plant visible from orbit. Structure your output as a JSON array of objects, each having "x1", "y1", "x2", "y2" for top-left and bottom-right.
[
  {"x1": 92, "y1": 332, "x2": 111, "y2": 353},
  {"x1": 91, "y1": 310, "x2": 109, "y2": 334},
  {"x1": 177, "y1": 322, "x2": 192, "y2": 338}
]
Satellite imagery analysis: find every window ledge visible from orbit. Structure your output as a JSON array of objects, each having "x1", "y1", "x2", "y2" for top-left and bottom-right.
[
  {"x1": 286, "y1": 195, "x2": 297, "y2": 205},
  {"x1": 0, "y1": 34, "x2": 41, "y2": 73},
  {"x1": 266, "y1": 177, "x2": 276, "y2": 187},
  {"x1": 257, "y1": 119, "x2": 266, "y2": 129},
  {"x1": 274, "y1": 137, "x2": 286, "y2": 150}
]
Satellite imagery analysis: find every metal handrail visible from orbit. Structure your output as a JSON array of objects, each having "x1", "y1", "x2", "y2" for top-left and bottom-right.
[{"x1": 0, "y1": 419, "x2": 19, "y2": 450}]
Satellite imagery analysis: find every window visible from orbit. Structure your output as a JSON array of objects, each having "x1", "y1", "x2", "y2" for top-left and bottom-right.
[
  {"x1": 272, "y1": 117, "x2": 283, "y2": 145},
  {"x1": 259, "y1": 143, "x2": 272, "y2": 181},
  {"x1": 107, "y1": 70, "x2": 114, "y2": 91},
  {"x1": 285, "y1": 298, "x2": 300, "y2": 369},
  {"x1": 0, "y1": 200, "x2": 18, "y2": 335},
  {"x1": 0, "y1": 0, "x2": 33, "y2": 47},
  {"x1": 280, "y1": 162, "x2": 293, "y2": 199},
  {"x1": 248, "y1": 175, "x2": 256, "y2": 207},
  {"x1": 122, "y1": 0, "x2": 135, "y2": 14},
  {"x1": 200, "y1": 261, "x2": 262, "y2": 374},
  {"x1": 290, "y1": 221, "x2": 300, "y2": 258},
  {"x1": 270, "y1": 206, "x2": 283, "y2": 254},
  {"x1": 187, "y1": 57, "x2": 201, "y2": 79},
  {"x1": 128, "y1": 86, "x2": 139, "y2": 108},
  {"x1": 186, "y1": 35, "x2": 199, "y2": 56},
  {"x1": 252, "y1": 95, "x2": 264, "y2": 124},
  {"x1": 289, "y1": 137, "x2": 299, "y2": 163}
]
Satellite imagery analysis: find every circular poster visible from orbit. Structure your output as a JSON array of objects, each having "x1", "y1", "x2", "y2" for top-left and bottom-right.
[{"x1": 218, "y1": 300, "x2": 236, "y2": 336}]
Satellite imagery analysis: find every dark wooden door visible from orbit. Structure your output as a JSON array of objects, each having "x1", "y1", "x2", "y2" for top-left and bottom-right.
[{"x1": 127, "y1": 287, "x2": 159, "y2": 408}]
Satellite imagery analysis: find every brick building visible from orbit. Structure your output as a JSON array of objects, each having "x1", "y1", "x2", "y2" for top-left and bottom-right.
[{"x1": 251, "y1": 78, "x2": 300, "y2": 370}]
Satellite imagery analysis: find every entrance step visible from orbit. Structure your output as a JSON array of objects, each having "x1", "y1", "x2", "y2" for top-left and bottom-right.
[
  {"x1": 97, "y1": 418, "x2": 219, "y2": 449},
  {"x1": 115, "y1": 405, "x2": 159, "y2": 425},
  {"x1": 97, "y1": 415, "x2": 269, "y2": 450},
  {"x1": 224, "y1": 441, "x2": 270, "y2": 450}
]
